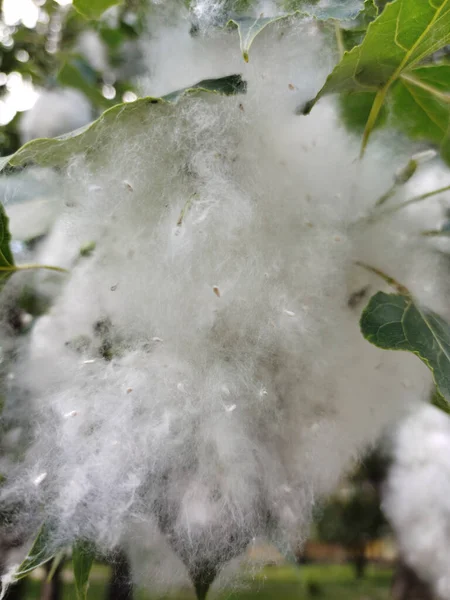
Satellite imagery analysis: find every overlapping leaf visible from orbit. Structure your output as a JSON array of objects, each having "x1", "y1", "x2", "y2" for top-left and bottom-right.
[
  {"x1": 338, "y1": 62, "x2": 450, "y2": 162},
  {"x1": 0, "y1": 205, "x2": 15, "y2": 288},
  {"x1": 58, "y1": 59, "x2": 110, "y2": 109},
  {"x1": 0, "y1": 75, "x2": 246, "y2": 172},
  {"x1": 12, "y1": 523, "x2": 57, "y2": 580},
  {"x1": 304, "y1": 0, "x2": 450, "y2": 154},
  {"x1": 308, "y1": 0, "x2": 364, "y2": 20},
  {"x1": 361, "y1": 291, "x2": 450, "y2": 403},
  {"x1": 392, "y1": 63, "x2": 450, "y2": 164},
  {"x1": 73, "y1": 0, "x2": 125, "y2": 20},
  {"x1": 227, "y1": 14, "x2": 298, "y2": 62},
  {"x1": 227, "y1": 0, "x2": 364, "y2": 62},
  {"x1": 341, "y1": 0, "x2": 378, "y2": 50},
  {"x1": 72, "y1": 541, "x2": 95, "y2": 600}
]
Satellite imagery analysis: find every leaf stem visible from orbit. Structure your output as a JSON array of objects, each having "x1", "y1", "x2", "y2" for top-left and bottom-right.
[
  {"x1": 375, "y1": 184, "x2": 397, "y2": 207},
  {"x1": 0, "y1": 264, "x2": 68, "y2": 274},
  {"x1": 46, "y1": 551, "x2": 66, "y2": 583},
  {"x1": 355, "y1": 262, "x2": 410, "y2": 295},
  {"x1": 400, "y1": 73, "x2": 450, "y2": 104},
  {"x1": 367, "y1": 183, "x2": 450, "y2": 223},
  {"x1": 360, "y1": 86, "x2": 388, "y2": 158},
  {"x1": 176, "y1": 193, "x2": 197, "y2": 227},
  {"x1": 421, "y1": 229, "x2": 442, "y2": 237},
  {"x1": 334, "y1": 23, "x2": 345, "y2": 59}
]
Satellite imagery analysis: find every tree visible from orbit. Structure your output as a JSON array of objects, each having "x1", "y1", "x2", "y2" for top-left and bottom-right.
[{"x1": 315, "y1": 451, "x2": 389, "y2": 579}]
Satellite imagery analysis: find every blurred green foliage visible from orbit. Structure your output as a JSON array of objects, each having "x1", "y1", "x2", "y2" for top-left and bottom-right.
[
  {"x1": 0, "y1": 0, "x2": 146, "y2": 155},
  {"x1": 15, "y1": 563, "x2": 393, "y2": 600}
]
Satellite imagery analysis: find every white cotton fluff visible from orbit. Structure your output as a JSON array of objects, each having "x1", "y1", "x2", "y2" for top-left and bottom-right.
[
  {"x1": 383, "y1": 405, "x2": 450, "y2": 600},
  {"x1": 3, "y1": 4, "x2": 450, "y2": 595},
  {"x1": 76, "y1": 30, "x2": 110, "y2": 74},
  {"x1": 19, "y1": 88, "x2": 92, "y2": 144}
]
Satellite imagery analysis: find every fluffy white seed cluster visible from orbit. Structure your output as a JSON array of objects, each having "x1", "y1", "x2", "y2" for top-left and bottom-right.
[
  {"x1": 2, "y1": 1, "x2": 450, "y2": 593},
  {"x1": 384, "y1": 405, "x2": 450, "y2": 600}
]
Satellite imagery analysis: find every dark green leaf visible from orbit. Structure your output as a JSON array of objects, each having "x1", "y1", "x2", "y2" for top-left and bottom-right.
[
  {"x1": 73, "y1": 0, "x2": 125, "y2": 20},
  {"x1": 72, "y1": 541, "x2": 95, "y2": 600},
  {"x1": 339, "y1": 90, "x2": 386, "y2": 133},
  {"x1": 305, "y1": 0, "x2": 450, "y2": 154},
  {"x1": 14, "y1": 523, "x2": 57, "y2": 580},
  {"x1": 0, "y1": 75, "x2": 246, "y2": 172},
  {"x1": 362, "y1": 0, "x2": 378, "y2": 21},
  {"x1": 163, "y1": 74, "x2": 246, "y2": 101},
  {"x1": 58, "y1": 60, "x2": 109, "y2": 109},
  {"x1": 0, "y1": 204, "x2": 15, "y2": 288},
  {"x1": 341, "y1": 0, "x2": 378, "y2": 51},
  {"x1": 361, "y1": 291, "x2": 450, "y2": 402}
]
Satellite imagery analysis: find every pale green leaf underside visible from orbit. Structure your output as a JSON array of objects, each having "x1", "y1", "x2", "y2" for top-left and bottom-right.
[
  {"x1": 73, "y1": 0, "x2": 124, "y2": 20},
  {"x1": 304, "y1": 0, "x2": 450, "y2": 152},
  {"x1": 227, "y1": 1, "x2": 364, "y2": 61},
  {"x1": 13, "y1": 523, "x2": 57, "y2": 580},
  {"x1": 227, "y1": 14, "x2": 300, "y2": 62},
  {"x1": 308, "y1": 0, "x2": 364, "y2": 20},
  {"x1": 72, "y1": 541, "x2": 95, "y2": 600},
  {"x1": 360, "y1": 291, "x2": 450, "y2": 403},
  {"x1": 0, "y1": 75, "x2": 246, "y2": 172}
]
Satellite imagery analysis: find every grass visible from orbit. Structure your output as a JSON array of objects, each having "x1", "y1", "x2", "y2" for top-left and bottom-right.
[{"x1": 19, "y1": 563, "x2": 392, "y2": 599}]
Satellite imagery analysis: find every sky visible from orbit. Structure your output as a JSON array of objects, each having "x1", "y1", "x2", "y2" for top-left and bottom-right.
[{"x1": 3, "y1": 0, "x2": 72, "y2": 29}]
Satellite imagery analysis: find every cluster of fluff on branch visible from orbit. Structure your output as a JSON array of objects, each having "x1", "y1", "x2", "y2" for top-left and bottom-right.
[
  {"x1": 2, "y1": 1, "x2": 450, "y2": 595},
  {"x1": 384, "y1": 405, "x2": 450, "y2": 600}
]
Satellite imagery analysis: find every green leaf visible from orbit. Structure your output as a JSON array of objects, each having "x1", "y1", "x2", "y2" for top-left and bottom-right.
[
  {"x1": 0, "y1": 75, "x2": 246, "y2": 172},
  {"x1": 227, "y1": 14, "x2": 299, "y2": 62},
  {"x1": 341, "y1": 0, "x2": 378, "y2": 51},
  {"x1": 73, "y1": 0, "x2": 124, "y2": 20},
  {"x1": 14, "y1": 523, "x2": 57, "y2": 580},
  {"x1": 391, "y1": 63, "x2": 450, "y2": 164},
  {"x1": 0, "y1": 203, "x2": 66, "y2": 287},
  {"x1": 361, "y1": 291, "x2": 450, "y2": 403},
  {"x1": 72, "y1": 541, "x2": 95, "y2": 600},
  {"x1": 339, "y1": 90, "x2": 386, "y2": 133},
  {"x1": 337, "y1": 62, "x2": 450, "y2": 162},
  {"x1": 304, "y1": 0, "x2": 450, "y2": 155},
  {"x1": 431, "y1": 387, "x2": 450, "y2": 415},
  {"x1": 0, "y1": 204, "x2": 15, "y2": 288},
  {"x1": 0, "y1": 204, "x2": 66, "y2": 283},
  {"x1": 227, "y1": 1, "x2": 364, "y2": 62},
  {"x1": 45, "y1": 551, "x2": 66, "y2": 583},
  {"x1": 362, "y1": 0, "x2": 377, "y2": 21},
  {"x1": 57, "y1": 59, "x2": 109, "y2": 109}
]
